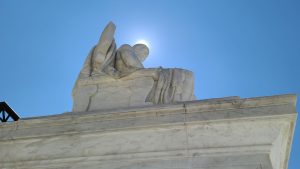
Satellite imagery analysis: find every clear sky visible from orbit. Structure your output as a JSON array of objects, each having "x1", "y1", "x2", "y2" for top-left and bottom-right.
[{"x1": 1, "y1": 0, "x2": 299, "y2": 168}]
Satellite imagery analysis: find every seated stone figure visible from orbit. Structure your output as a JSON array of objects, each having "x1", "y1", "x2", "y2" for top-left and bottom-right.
[{"x1": 72, "y1": 22, "x2": 195, "y2": 112}]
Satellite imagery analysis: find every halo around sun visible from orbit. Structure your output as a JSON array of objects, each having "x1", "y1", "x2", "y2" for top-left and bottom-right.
[{"x1": 135, "y1": 40, "x2": 150, "y2": 48}]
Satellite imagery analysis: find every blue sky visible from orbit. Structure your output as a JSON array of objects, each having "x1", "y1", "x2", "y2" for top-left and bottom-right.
[{"x1": 0, "y1": 0, "x2": 299, "y2": 168}]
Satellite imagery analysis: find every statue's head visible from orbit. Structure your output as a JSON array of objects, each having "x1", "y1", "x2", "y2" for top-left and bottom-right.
[{"x1": 133, "y1": 44, "x2": 149, "y2": 62}]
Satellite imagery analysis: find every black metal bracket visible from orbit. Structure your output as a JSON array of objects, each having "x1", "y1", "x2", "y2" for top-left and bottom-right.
[{"x1": 0, "y1": 102, "x2": 19, "y2": 122}]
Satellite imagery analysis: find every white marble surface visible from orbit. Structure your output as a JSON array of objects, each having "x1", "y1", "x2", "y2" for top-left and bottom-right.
[
  {"x1": 0, "y1": 94, "x2": 297, "y2": 169},
  {"x1": 72, "y1": 22, "x2": 195, "y2": 112}
]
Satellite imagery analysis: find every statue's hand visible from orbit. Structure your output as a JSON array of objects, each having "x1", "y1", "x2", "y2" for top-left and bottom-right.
[{"x1": 95, "y1": 22, "x2": 116, "y2": 56}]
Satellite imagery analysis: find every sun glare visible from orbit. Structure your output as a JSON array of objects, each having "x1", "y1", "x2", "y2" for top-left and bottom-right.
[{"x1": 135, "y1": 40, "x2": 150, "y2": 48}]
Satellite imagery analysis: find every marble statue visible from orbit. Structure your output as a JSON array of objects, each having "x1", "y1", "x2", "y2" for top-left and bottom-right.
[{"x1": 72, "y1": 21, "x2": 195, "y2": 112}]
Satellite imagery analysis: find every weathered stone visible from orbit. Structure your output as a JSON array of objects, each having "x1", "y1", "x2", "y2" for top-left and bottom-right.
[
  {"x1": 72, "y1": 22, "x2": 195, "y2": 112},
  {"x1": 0, "y1": 94, "x2": 297, "y2": 169}
]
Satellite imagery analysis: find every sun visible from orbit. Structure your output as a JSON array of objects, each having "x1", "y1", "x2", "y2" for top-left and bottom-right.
[{"x1": 135, "y1": 40, "x2": 150, "y2": 48}]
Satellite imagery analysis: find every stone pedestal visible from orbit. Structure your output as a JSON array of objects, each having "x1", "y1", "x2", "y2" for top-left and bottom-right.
[
  {"x1": 0, "y1": 94, "x2": 297, "y2": 169},
  {"x1": 73, "y1": 68, "x2": 195, "y2": 112},
  {"x1": 73, "y1": 72, "x2": 155, "y2": 112}
]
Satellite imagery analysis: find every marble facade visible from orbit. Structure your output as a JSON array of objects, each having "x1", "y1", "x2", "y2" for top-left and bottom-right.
[{"x1": 0, "y1": 94, "x2": 297, "y2": 169}]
